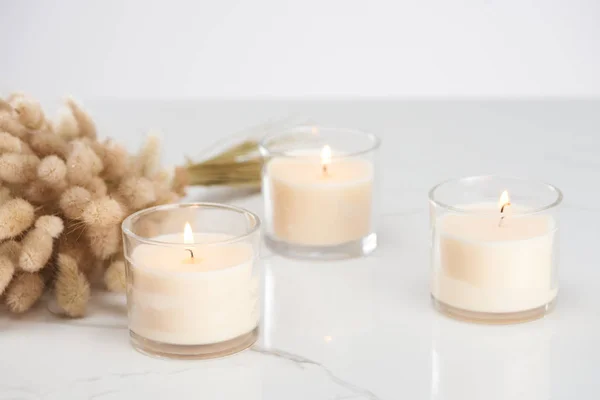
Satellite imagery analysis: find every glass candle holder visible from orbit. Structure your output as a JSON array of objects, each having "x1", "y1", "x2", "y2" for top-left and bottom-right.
[
  {"x1": 259, "y1": 125, "x2": 380, "y2": 260},
  {"x1": 429, "y1": 176, "x2": 562, "y2": 324},
  {"x1": 122, "y1": 203, "x2": 261, "y2": 359}
]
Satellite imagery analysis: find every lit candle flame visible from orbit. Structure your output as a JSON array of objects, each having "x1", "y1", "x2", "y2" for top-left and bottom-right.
[
  {"x1": 184, "y1": 222, "x2": 194, "y2": 244},
  {"x1": 498, "y1": 190, "x2": 510, "y2": 212},
  {"x1": 498, "y1": 191, "x2": 511, "y2": 227},
  {"x1": 321, "y1": 145, "x2": 331, "y2": 175},
  {"x1": 183, "y1": 222, "x2": 195, "y2": 261}
]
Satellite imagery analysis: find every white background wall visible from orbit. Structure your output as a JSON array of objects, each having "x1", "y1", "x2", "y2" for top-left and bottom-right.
[{"x1": 1, "y1": 0, "x2": 599, "y2": 99}]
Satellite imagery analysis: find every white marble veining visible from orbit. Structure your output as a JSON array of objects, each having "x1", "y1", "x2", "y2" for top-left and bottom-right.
[{"x1": 1, "y1": 100, "x2": 599, "y2": 399}]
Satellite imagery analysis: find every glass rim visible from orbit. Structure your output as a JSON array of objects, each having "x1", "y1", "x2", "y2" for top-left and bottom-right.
[
  {"x1": 121, "y1": 202, "x2": 261, "y2": 247},
  {"x1": 428, "y1": 175, "x2": 563, "y2": 215},
  {"x1": 258, "y1": 125, "x2": 381, "y2": 159}
]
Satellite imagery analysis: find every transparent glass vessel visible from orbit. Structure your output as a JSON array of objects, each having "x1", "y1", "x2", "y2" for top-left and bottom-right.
[
  {"x1": 259, "y1": 125, "x2": 380, "y2": 260},
  {"x1": 122, "y1": 203, "x2": 261, "y2": 359},
  {"x1": 429, "y1": 176, "x2": 562, "y2": 324}
]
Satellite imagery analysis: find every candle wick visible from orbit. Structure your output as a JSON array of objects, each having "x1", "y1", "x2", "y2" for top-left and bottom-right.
[
  {"x1": 498, "y1": 202, "x2": 511, "y2": 227},
  {"x1": 322, "y1": 164, "x2": 328, "y2": 176},
  {"x1": 186, "y1": 248, "x2": 194, "y2": 259}
]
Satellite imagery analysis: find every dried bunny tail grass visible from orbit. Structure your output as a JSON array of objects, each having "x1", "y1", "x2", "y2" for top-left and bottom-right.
[
  {"x1": 78, "y1": 256, "x2": 98, "y2": 277},
  {"x1": 53, "y1": 106, "x2": 79, "y2": 140},
  {"x1": 0, "y1": 198, "x2": 35, "y2": 240},
  {"x1": 35, "y1": 202, "x2": 62, "y2": 217},
  {"x1": 28, "y1": 132, "x2": 69, "y2": 158},
  {"x1": 58, "y1": 228, "x2": 91, "y2": 268},
  {"x1": 19, "y1": 228, "x2": 52, "y2": 272},
  {"x1": 55, "y1": 253, "x2": 91, "y2": 317},
  {"x1": 154, "y1": 168, "x2": 171, "y2": 187},
  {"x1": 0, "y1": 186, "x2": 12, "y2": 204},
  {"x1": 109, "y1": 193, "x2": 131, "y2": 217},
  {"x1": 81, "y1": 197, "x2": 123, "y2": 228},
  {"x1": 0, "y1": 255, "x2": 15, "y2": 295},
  {"x1": 0, "y1": 240, "x2": 22, "y2": 263},
  {"x1": 118, "y1": 177, "x2": 156, "y2": 210},
  {"x1": 0, "y1": 132, "x2": 24, "y2": 153},
  {"x1": 83, "y1": 259, "x2": 105, "y2": 289},
  {"x1": 5, "y1": 93, "x2": 22, "y2": 103},
  {"x1": 81, "y1": 137, "x2": 105, "y2": 159},
  {"x1": 172, "y1": 166, "x2": 189, "y2": 196},
  {"x1": 0, "y1": 153, "x2": 40, "y2": 183},
  {"x1": 68, "y1": 139, "x2": 102, "y2": 168},
  {"x1": 9, "y1": 94, "x2": 45, "y2": 130},
  {"x1": 59, "y1": 186, "x2": 92, "y2": 220},
  {"x1": 0, "y1": 115, "x2": 28, "y2": 139},
  {"x1": 136, "y1": 134, "x2": 161, "y2": 177},
  {"x1": 35, "y1": 215, "x2": 64, "y2": 237},
  {"x1": 86, "y1": 224, "x2": 120, "y2": 260},
  {"x1": 5, "y1": 272, "x2": 44, "y2": 313},
  {"x1": 37, "y1": 155, "x2": 67, "y2": 185},
  {"x1": 60, "y1": 246, "x2": 90, "y2": 272},
  {"x1": 66, "y1": 98, "x2": 97, "y2": 139},
  {"x1": 0, "y1": 98, "x2": 12, "y2": 113},
  {"x1": 135, "y1": 218, "x2": 161, "y2": 237},
  {"x1": 18, "y1": 141, "x2": 35, "y2": 155},
  {"x1": 101, "y1": 140, "x2": 129, "y2": 181},
  {"x1": 19, "y1": 217, "x2": 63, "y2": 272},
  {"x1": 81, "y1": 176, "x2": 107, "y2": 198},
  {"x1": 152, "y1": 169, "x2": 180, "y2": 205},
  {"x1": 152, "y1": 169, "x2": 171, "y2": 191},
  {"x1": 104, "y1": 259, "x2": 126, "y2": 293},
  {"x1": 185, "y1": 159, "x2": 262, "y2": 188},
  {"x1": 153, "y1": 190, "x2": 179, "y2": 206},
  {"x1": 66, "y1": 140, "x2": 103, "y2": 185},
  {"x1": 41, "y1": 119, "x2": 55, "y2": 134},
  {"x1": 23, "y1": 181, "x2": 62, "y2": 204}
]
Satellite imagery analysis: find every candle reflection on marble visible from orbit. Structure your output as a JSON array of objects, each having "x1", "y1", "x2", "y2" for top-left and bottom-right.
[
  {"x1": 258, "y1": 256, "x2": 376, "y2": 350},
  {"x1": 431, "y1": 319, "x2": 551, "y2": 400}
]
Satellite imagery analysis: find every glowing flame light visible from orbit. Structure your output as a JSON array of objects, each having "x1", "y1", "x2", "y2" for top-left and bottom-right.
[
  {"x1": 184, "y1": 222, "x2": 194, "y2": 244},
  {"x1": 498, "y1": 190, "x2": 510, "y2": 211}
]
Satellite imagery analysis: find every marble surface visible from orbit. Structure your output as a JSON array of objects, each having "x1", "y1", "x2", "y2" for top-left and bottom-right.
[{"x1": 1, "y1": 100, "x2": 599, "y2": 399}]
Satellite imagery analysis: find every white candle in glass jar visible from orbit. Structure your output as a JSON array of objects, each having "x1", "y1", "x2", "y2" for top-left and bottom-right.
[
  {"x1": 265, "y1": 146, "x2": 373, "y2": 246},
  {"x1": 432, "y1": 192, "x2": 558, "y2": 314},
  {"x1": 127, "y1": 224, "x2": 259, "y2": 345}
]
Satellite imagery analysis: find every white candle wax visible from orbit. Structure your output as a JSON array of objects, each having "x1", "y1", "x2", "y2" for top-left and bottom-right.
[
  {"x1": 432, "y1": 204, "x2": 557, "y2": 313},
  {"x1": 128, "y1": 233, "x2": 259, "y2": 345},
  {"x1": 265, "y1": 155, "x2": 373, "y2": 246}
]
